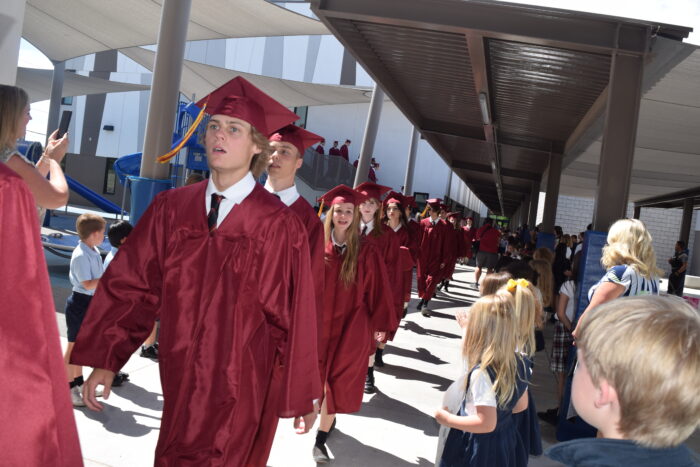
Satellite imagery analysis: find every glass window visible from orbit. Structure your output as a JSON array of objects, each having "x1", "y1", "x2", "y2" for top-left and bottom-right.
[
  {"x1": 293, "y1": 106, "x2": 308, "y2": 128},
  {"x1": 103, "y1": 158, "x2": 117, "y2": 195},
  {"x1": 61, "y1": 96, "x2": 73, "y2": 105}
]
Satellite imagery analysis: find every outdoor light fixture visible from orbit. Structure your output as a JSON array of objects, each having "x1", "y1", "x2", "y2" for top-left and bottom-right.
[{"x1": 479, "y1": 92, "x2": 491, "y2": 125}]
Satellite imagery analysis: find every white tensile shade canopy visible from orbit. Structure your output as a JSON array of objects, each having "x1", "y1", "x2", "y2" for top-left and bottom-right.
[
  {"x1": 23, "y1": 0, "x2": 329, "y2": 62},
  {"x1": 120, "y1": 46, "x2": 373, "y2": 108}
]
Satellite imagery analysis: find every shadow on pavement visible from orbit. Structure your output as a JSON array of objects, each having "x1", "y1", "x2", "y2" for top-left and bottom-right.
[
  {"x1": 378, "y1": 364, "x2": 453, "y2": 392},
  {"x1": 79, "y1": 403, "x2": 161, "y2": 437},
  {"x1": 383, "y1": 346, "x2": 448, "y2": 365},
  {"x1": 112, "y1": 383, "x2": 164, "y2": 412},
  {"x1": 359, "y1": 388, "x2": 441, "y2": 436},
  {"x1": 326, "y1": 428, "x2": 434, "y2": 466},
  {"x1": 401, "y1": 321, "x2": 461, "y2": 340}
]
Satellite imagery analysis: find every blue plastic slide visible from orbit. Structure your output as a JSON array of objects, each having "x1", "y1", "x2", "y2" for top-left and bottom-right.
[{"x1": 65, "y1": 175, "x2": 125, "y2": 214}]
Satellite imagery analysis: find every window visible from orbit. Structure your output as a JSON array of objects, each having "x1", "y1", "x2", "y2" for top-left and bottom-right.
[
  {"x1": 103, "y1": 158, "x2": 117, "y2": 195},
  {"x1": 61, "y1": 96, "x2": 73, "y2": 105},
  {"x1": 293, "y1": 106, "x2": 308, "y2": 128}
]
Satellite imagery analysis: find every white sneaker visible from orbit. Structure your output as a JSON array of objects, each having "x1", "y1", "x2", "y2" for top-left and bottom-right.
[
  {"x1": 312, "y1": 444, "x2": 330, "y2": 463},
  {"x1": 77, "y1": 384, "x2": 104, "y2": 398},
  {"x1": 70, "y1": 386, "x2": 86, "y2": 407}
]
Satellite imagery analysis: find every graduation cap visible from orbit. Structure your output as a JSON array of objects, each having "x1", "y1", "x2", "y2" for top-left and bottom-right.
[
  {"x1": 355, "y1": 182, "x2": 392, "y2": 201},
  {"x1": 447, "y1": 212, "x2": 462, "y2": 219},
  {"x1": 196, "y1": 76, "x2": 299, "y2": 136},
  {"x1": 426, "y1": 198, "x2": 442, "y2": 209},
  {"x1": 404, "y1": 196, "x2": 417, "y2": 209},
  {"x1": 319, "y1": 184, "x2": 368, "y2": 207},
  {"x1": 269, "y1": 124, "x2": 323, "y2": 156},
  {"x1": 384, "y1": 190, "x2": 406, "y2": 206}
]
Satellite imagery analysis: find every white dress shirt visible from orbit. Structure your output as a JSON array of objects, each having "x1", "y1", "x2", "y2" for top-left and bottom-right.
[
  {"x1": 205, "y1": 172, "x2": 256, "y2": 227},
  {"x1": 264, "y1": 182, "x2": 300, "y2": 207},
  {"x1": 360, "y1": 218, "x2": 374, "y2": 236}
]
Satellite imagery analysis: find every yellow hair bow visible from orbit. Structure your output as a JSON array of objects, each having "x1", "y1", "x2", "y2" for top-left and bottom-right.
[{"x1": 506, "y1": 278, "x2": 530, "y2": 292}]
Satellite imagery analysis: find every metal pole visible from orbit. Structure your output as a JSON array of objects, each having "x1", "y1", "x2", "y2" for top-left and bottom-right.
[
  {"x1": 592, "y1": 50, "x2": 646, "y2": 231},
  {"x1": 403, "y1": 126, "x2": 419, "y2": 195},
  {"x1": 353, "y1": 84, "x2": 384, "y2": 187},
  {"x1": 633, "y1": 205, "x2": 641, "y2": 219},
  {"x1": 680, "y1": 198, "x2": 693, "y2": 245},
  {"x1": 139, "y1": 0, "x2": 192, "y2": 179},
  {"x1": 46, "y1": 60, "x2": 65, "y2": 143},
  {"x1": 445, "y1": 169, "x2": 453, "y2": 203},
  {"x1": 541, "y1": 153, "x2": 561, "y2": 233}
]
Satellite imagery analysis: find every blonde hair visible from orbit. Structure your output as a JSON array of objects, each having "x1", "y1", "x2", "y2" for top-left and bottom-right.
[
  {"x1": 76, "y1": 213, "x2": 106, "y2": 241},
  {"x1": 499, "y1": 280, "x2": 542, "y2": 356},
  {"x1": 324, "y1": 204, "x2": 361, "y2": 286},
  {"x1": 462, "y1": 292, "x2": 521, "y2": 408},
  {"x1": 480, "y1": 271, "x2": 512, "y2": 296},
  {"x1": 249, "y1": 126, "x2": 272, "y2": 179},
  {"x1": 577, "y1": 295, "x2": 700, "y2": 448},
  {"x1": 532, "y1": 247, "x2": 554, "y2": 265},
  {"x1": 601, "y1": 219, "x2": 662, "y2": 279},
  {"x1": 530, "y1": 259, "x2": 554, "y2": 308},
  {"x1": 0, "y1": 85, "x2": 28, "y2": 150}
]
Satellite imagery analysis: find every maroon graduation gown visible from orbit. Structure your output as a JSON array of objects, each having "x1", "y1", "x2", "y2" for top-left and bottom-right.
[
  {"x1": 392, "y1": 224, "x2": 415, "y2": 304},
  {"x1": 319, "y1": 239, "x2": 396, "y2": 414},
  {"x1": 339, "y1": 145, "x2": 349, "y2": 161},
  {"x1": 442, "y1": 227, "x2": 463, "y2": 281},
  {"x1": 416, "y1": 217, "x2": 449, "y2": 301},
  {"x1": 462, "y1": 226, "x2": 475, "y2": 259},
  {"x1": 363, "y1": 224, "x2": 403, "y2": 334},
  {"x1": 407, "y1": 219, "x2": 422, "y2": 263},
  {"x1": 0, "y1": 163, "x2": 83, "y2": 467},
  {"x1": 71, "y1": 182, "x2": 321, "y2": 466}
]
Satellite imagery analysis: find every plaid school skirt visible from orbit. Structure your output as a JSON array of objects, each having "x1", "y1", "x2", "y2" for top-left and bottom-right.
[{"x1": 550, "y1": 321, "x2": 574, "y2": 373}]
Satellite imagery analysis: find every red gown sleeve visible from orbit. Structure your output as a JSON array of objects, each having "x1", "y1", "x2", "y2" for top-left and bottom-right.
[
  {"x1": 361, "y1": 243, "x2": 398, "y2": 333},
  {"x1": 70, "y1": 192, "x2": 170, "y2": 372},
  {"x1": 257, "y1": 213, "x2": 322, "y2": 417}
]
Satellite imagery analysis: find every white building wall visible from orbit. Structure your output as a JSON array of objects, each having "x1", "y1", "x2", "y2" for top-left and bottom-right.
[{"x1": 554, "y1": 194, "x2": 698, "y2": 277}]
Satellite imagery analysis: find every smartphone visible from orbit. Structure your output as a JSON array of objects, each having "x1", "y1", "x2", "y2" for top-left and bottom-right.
[{"x1": 57, "y1": 110, "x2": 72, "y2": 138}]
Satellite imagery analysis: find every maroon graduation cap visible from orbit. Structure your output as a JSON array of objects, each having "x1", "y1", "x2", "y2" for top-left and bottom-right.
[
  {"x1": 319, "y1": 185, "x2": 369, "y2": 207},
  {"x1": 355, "y1": 182, "x2": 392, "y2": 201},
  {"x1": 269, "y1": 124, "x2": 324, "y2": 156},
  {"x1": 384, "y1": 190, "x2": 406, "y2": 206},
  {"x1": 196, "y1": 76, "x2": 299, "y2": 136}
]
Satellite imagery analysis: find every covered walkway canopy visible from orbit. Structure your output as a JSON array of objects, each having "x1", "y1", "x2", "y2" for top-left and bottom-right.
[{"x1": 311, "y1": 0, "x2": 695, "y2": 221}]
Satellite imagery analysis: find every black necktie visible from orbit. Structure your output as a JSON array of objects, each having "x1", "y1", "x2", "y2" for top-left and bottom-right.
[
  {"x1": 361, "y1": 225, "x2": 368, "y2": 236},
  {"x1": 208, "y1": 193, "x2": 224, "y2": 231}
]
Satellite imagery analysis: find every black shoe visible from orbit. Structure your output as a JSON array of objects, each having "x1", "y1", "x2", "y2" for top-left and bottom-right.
[
  {"x1": 437, "y1": 281, "x2": 444, "y2": 291},
  {"x1": 112, "y1": 371, "x2": 129, "y2": 387},
  {"x1": 444, "y1": 281, "x2": 450, "y2": 292},
  {"x1": 537, "y1": 408, "x2": 559, "y2": 426},
  {"x1": 140, "y1": 344, "x2": 158, "y2": 360},
  {"x1": 416, "y1": 298, "x2": 425, "y2": 310},
  {"x1": 364, "y1": 367, "x2": 376, "y2": 394},
  {"x1": 421, "y1": 300, "x2": 431, "y2": 317},
  {"x1": 375, "y1": 348, "x2": 385, "y2": 367}
]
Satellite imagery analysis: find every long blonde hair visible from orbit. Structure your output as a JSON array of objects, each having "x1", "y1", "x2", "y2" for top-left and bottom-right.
[
  {"x1": 324, "y1": 204, "x2": 361, "y2": 286},
  {"x1": 500, "y1": 279, "x2": 542, "y2": 357},
  {"x1": 530, "y1": 259, "x2": 554, "y2": 308},
  {"x1": 462, "y1": 292, "x2": 520, "y2": 408},
  {"x1": 0, "y1": 85, "x2": 28, "y2": 150},
  {"x1": 602, "y1": 219, "x2": 662, "y2": 279}
]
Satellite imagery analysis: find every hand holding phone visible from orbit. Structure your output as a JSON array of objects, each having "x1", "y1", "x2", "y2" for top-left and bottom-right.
[{"x1": 57, "y1": 110, "x2": 72, "y2": 139}]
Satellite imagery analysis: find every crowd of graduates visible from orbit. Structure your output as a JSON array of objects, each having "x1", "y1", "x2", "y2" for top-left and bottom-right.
[{"x1": 3, "y1": 76, "x2": 700, "y2": 467}]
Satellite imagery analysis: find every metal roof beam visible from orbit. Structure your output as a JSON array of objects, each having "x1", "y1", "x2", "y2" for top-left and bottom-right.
[
  {"x1": 634, "y1": 186, "x2": 700, "y2": 208},
  {"x1": 452, "y1": 160, "x2": 541, "y2": 182},
  {"x1": 313, "y1": 0, "x2": 681, "y2": 56}
]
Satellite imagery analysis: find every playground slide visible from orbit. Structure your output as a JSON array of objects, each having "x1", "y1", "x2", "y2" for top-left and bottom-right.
[{"x1": 65, "y1": 175, "x2": 125, "y2": 214}]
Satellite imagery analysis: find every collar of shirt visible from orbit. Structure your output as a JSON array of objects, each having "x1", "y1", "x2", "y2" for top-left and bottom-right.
[
  {"x1": 331, "y1": 229, "x2": 346, "y2": 249},
  {"x1": 392, "y1": 223, "x2": 403, "y2": 232},
  {"x1": 264, "y1": 182, "x2": 300, "y2": 207},
  {"x1": 360, "y1": 219, "x2": 374, "y2": 234},
  {"x1": 205, "y1": 172, "x2": 256, "y2": 227}
]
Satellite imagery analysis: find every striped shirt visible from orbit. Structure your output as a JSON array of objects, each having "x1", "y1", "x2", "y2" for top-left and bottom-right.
[{"x1": 588, "y1": 264, "x2": 659, "y2": 301}]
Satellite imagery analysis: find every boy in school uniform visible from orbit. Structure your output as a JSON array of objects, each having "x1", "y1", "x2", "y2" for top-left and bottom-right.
[
  {"x1": 63, "y1": 213, "x2": 106, "y2": 407},
  {"x1": 547, "y1": 295, "x2": 700, "y2": 466}
]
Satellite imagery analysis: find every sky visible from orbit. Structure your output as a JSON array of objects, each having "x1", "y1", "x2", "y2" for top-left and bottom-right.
[{"x1": 17, "y1": 0, "x2": 700, "y2": 143}]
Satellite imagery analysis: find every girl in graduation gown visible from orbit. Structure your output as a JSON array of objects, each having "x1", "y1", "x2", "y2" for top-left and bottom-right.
[
  {"x1": 438, "y1": 212, "x2": 465, "y2": 292},
  {"x1": 71, "y1": 77, "x2": 321, "y2": 466},
  {"x1": 417, "y1": 199, "x2": 450, "y2": 316},
  {"x1": 384, "y1": 191, "x2": 416, "y2": 320},
  {"x1": 314, "y1": 185, "x2": 397, "y2": 463},
  {"x1": 355, "y1": 181, "x2": 402, "y2": 393}
]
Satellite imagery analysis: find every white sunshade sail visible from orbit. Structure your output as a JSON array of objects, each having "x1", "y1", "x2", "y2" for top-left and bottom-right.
[
  {"x1": 23, "y1": 0, "x2": 329, "y2": 62},
  {"x1": 120, "y1": 47, "x2": 373, "y2": 108},
  {"x1": 17, "y1": 67, "x2": 150, "y2": 103}
]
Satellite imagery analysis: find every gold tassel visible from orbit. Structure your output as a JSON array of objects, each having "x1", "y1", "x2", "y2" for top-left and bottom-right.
[
  {"x1": 317, "y1": 199, "x2": 325, "y2": 218},
  {"x1": 157, "y1": 102, "x2": 208, "y2": 164},
  {"x1": 420, "y1": 204, "x2": 429, "y2": 218}
]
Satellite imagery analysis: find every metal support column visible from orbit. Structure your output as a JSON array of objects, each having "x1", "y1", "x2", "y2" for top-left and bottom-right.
[
  {"x1": 528, "y1": 181, "x2": 540, "y2": 228},
  {"x1": 46, "y1": 61, "x2": 65, "y2": 142},
  {"x1": 0, "y1": 0, "x2": 25, "y2": 85},
  {"x1": 139, "y1": 0, "x2": 191, "y2": 179},
  {"x1": 541, "y1": 153, "x2": 562, "y2": 233},
  {"x1": 633, "y1": 205, "x2": 641, "y2": 219},
  {"x1": 592, "y1": 50, "x2": 646, "y2": 231},
  {"x1": 680, "y1": 198, "x2": 694, "y2": 246},
  {"x1": 353, "y1": 84, "x2": 384, "y2": 187},
  {"x1": 130, "y1": 0, "x2": 192, "y2": 224},
  {"x1": 403, "y1": 126, "x2": 419, "y2": 195}
]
